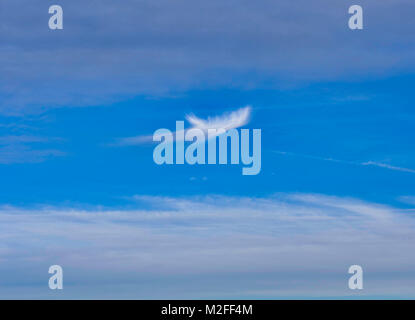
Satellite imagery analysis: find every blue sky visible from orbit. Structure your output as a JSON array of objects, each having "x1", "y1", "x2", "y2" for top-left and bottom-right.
[{"x1": 0, "y1": 0, "x2": 414, "y2": 298}]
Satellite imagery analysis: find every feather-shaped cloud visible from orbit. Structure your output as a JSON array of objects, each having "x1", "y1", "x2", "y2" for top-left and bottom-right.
[
  {"x1": 186, "y1": 106, "x2": 251, "y2": 132},
  {"x1": 114, "y1": 106, "x2": 251, "y2": 146}
]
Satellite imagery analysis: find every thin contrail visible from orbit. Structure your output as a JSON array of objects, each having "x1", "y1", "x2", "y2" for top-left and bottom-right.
[{"x1": 273, "y1": 150, "x2": 415, "y2": 174}]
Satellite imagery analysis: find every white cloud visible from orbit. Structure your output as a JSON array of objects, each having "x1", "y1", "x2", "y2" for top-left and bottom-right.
[
  {"x1": 186, "y1": 106, "x2": 251, "y2": 132},
  {"x1": 114, "y1": 106, "x2": 251, "y2": 146},
  {"x1": 0, "y1": 193, "x2": 414, "y2": 298},
  {"x1": 398, "y1": 196, "x2": 415, "y2": 205},
  {"x1": 3, "y1": 0, "x2": 415, "y2": 114},
  {"x1": 361, "y1": 161, "x2": 415, "y2": 174},
  {"x1": 0, "y1": 135, "x2": 65, "y2": 164},
  {"x1": 274, "y1": 150, "x2": 415, "y2": 175}
]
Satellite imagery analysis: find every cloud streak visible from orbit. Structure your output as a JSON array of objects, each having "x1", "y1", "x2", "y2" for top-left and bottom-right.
[
  {"x1": 2, "y1": 0, "x2": 415, "y2": 114},
  {"x1": 114, "y1": 106, "x2": 251, "y2": 146},
  {"x1": 0, "y1": 135, "x2": 65, "y2": 164},
  {"x1": 186, "y1": 106, "x2": 251, "y2": 132},
  {"x1": 0, "y1": 193, "x2": 414, "y2": 298},
  {"x1": 274, "y1": 151, "x2": 415, "y2": 175},
  {"x1": 361, "y1": 161, "x2": 415, "y2": 174}
]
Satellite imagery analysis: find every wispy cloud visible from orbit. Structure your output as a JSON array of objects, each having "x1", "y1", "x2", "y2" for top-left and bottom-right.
[
  {"x1": 113, "y1": 106, "x2": 251, "y2": 146},
  {"x1": 186, "y1": 106, "x2": 251, "y2": 132},
  {"x1": 0, "y1": 193, "x2": 414, "y2": 298},
  {"x1": 2, "y1": 0, "x2": 415, "y2": 114},
  {"x1": 274, "y1": 151, "x2": 415, "y2": 174},
  {"x1": 0, "y1": 135, "x2": 50, "y2": 145},
  {"x1": 399, "y1": 196, "x2": 415, "y2": 206},
  {"x1": 361, "y1": 161, "x2": 415, "y2": 174},
  {"x1": 0, "y1": 135, "x2": 65, "y2": 164}
]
